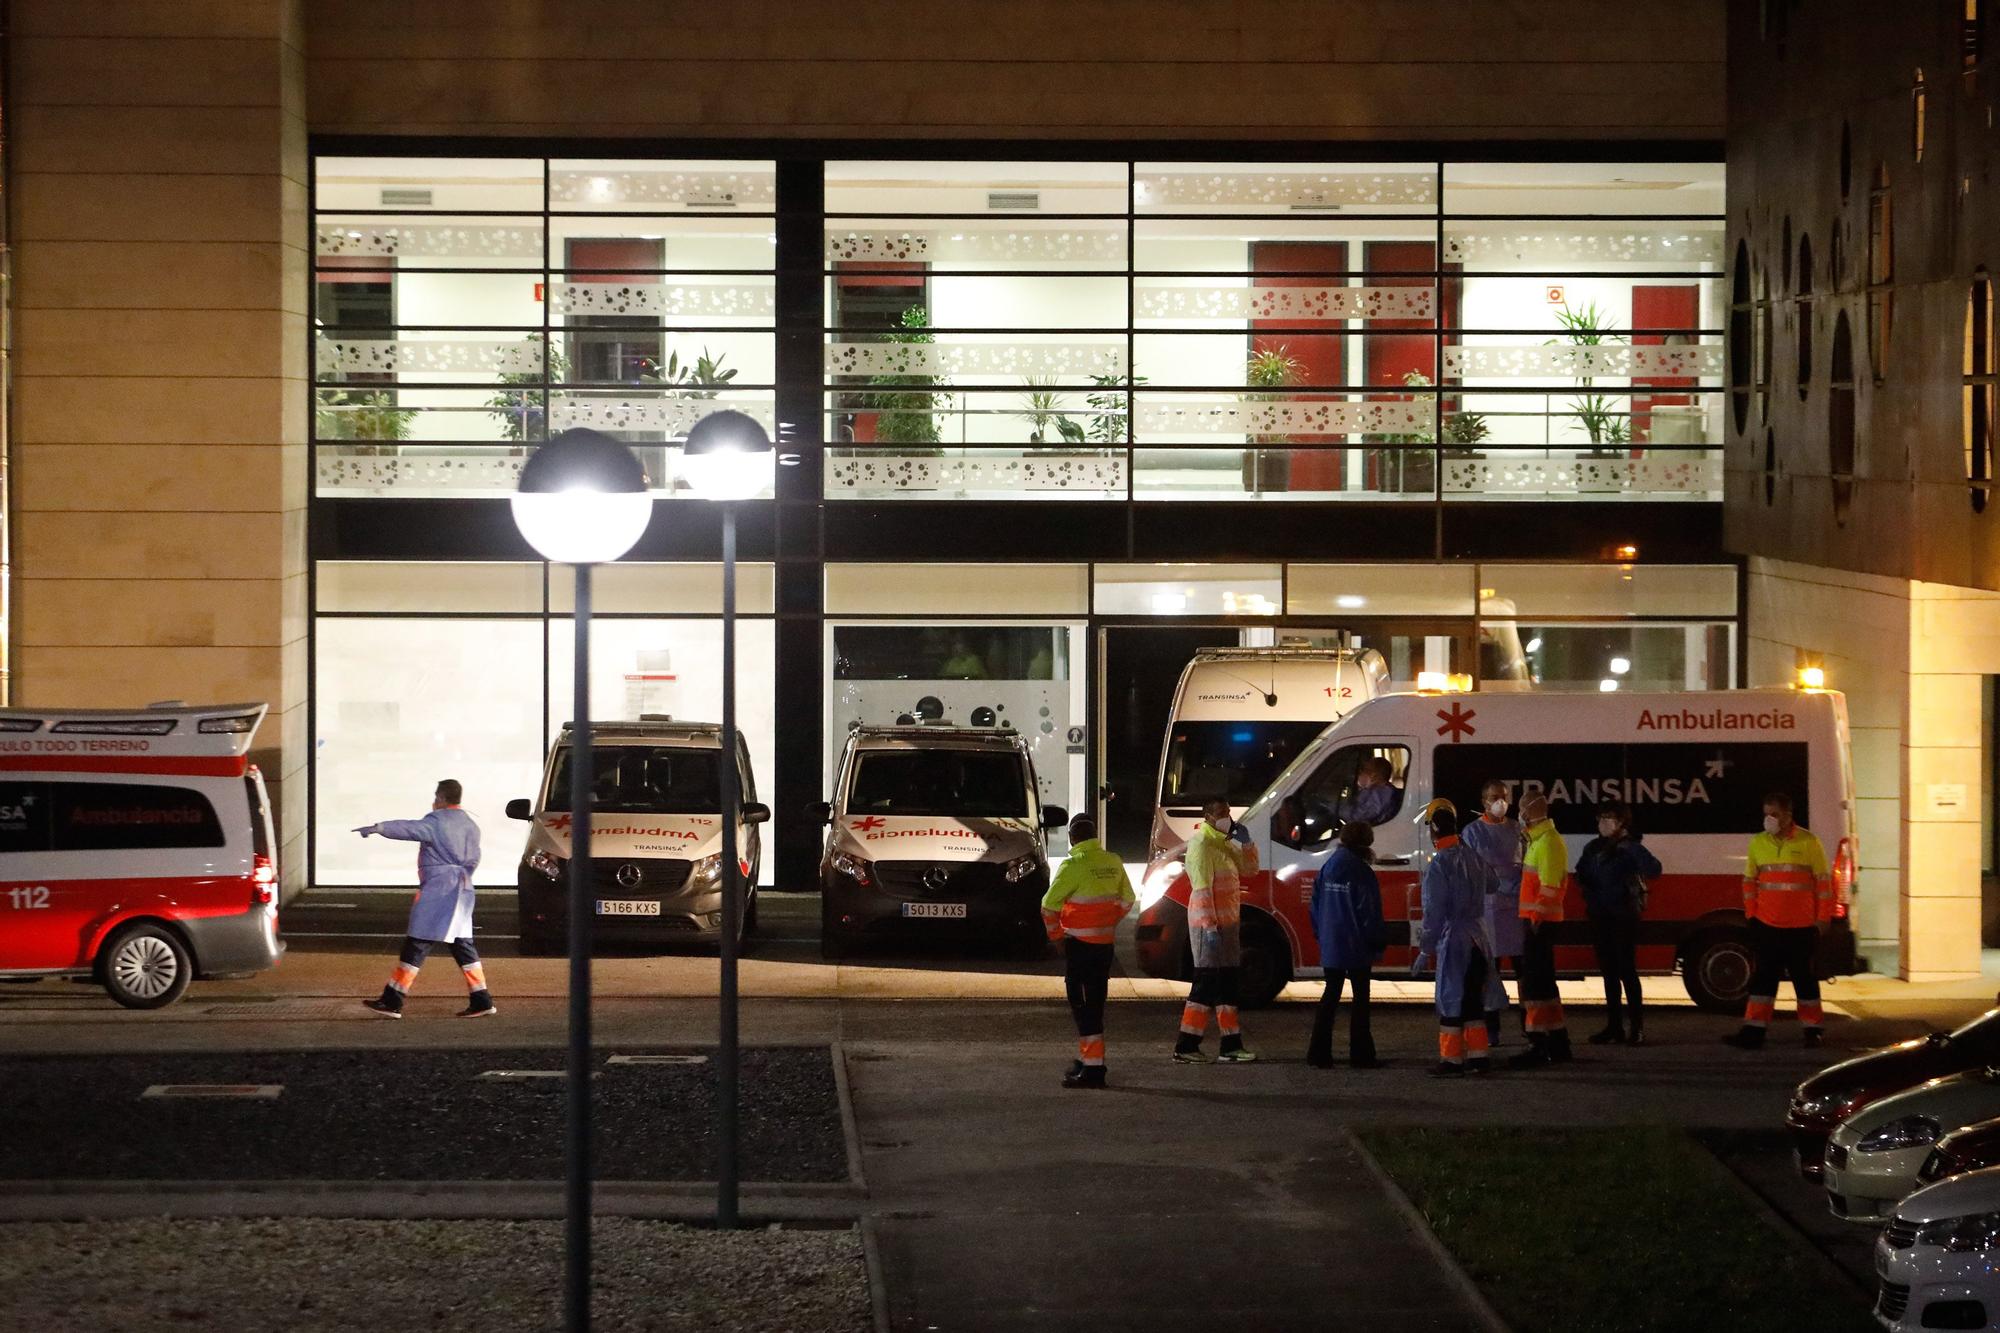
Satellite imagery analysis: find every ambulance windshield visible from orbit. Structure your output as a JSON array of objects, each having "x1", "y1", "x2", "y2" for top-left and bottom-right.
[
  {"x1": 545, "y1": 746, "x2": 720, "y2": 814},
  {"x1": 1162, "y1": 721, "x2": 1327, "y2": 807},
  {"x1": 848, "y1": 750, "x2": 1029, "y2": 819}
]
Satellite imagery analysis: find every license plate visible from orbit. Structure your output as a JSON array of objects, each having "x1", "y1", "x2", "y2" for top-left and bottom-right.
[
  {"x1": 901, "y1": 902, "x2": 967, "y2": 919},
  {"x1": 596, "y1": 900, "x2": 661, "y2": 916}
]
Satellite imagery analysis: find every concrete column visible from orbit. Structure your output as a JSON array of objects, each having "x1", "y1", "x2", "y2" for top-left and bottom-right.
[{"x1": 9, "y1": 3, "x2": 309, "y2": 893}]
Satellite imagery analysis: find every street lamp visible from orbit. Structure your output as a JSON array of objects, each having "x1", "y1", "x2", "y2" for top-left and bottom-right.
[
  {"x1": 512, "y1": 426, "x2": 651, "y2": 1332},
  {"x1": 679, "y1": 408, "x2": 773, "y2": 1230}
]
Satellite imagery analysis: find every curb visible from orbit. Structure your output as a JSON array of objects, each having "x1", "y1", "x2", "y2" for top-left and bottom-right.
[
  {"x1": 1344, "y1": 1129, "x2": 1511, "y2": 1333},
  {"x1": 1699, "y1": 1138, "x2": 1877, "y2": 1301},
  {"x1": 859, "y1": 1215, "x2": 892, "y2": 1333},
  {"x1": 831, "y1": 1041, "x2": 870, "y2": 1195}
]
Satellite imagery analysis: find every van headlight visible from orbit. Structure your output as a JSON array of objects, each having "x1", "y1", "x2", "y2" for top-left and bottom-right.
[
  {"x1": 525, "y1": 849, "x2": 563, "y2": 881},
  {"x1": 1003, "y1": 853, "x2": 1041, "y2": 883},
  {"x1": 831, "y1": 851, "x2": 872, "y2": 887},
  {"x1": 1857, "y1": 1116, "x2": 1941, "y2": 1153},
  {"x1": 689, "y1": 853, "x2": 723, "y2": 888},
  {"x1": 1917, "y1": 1210, "x2": 2000, "y2": 1251},
  {"x1": 1140, "y1": 860, "x2": 1184, "y2": 910}
]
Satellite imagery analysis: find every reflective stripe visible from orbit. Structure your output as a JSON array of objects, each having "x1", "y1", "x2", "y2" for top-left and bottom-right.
[
  {"x1": 1079, "y1": 1035, "x2": 1106, "y2": 1065},
  {"x1": 1065, "y1": 926, "x2": 1117, "y2": 943},
  {"x1": 1465, "y1": 1026, "x2": 1491, "y2": 1055},
  {"x1": 1743, "y1": 995, "x2": 1775, "y2": 1026},
  {"x1": 389, "y1": 963, "x2": 419, "y2": 993},
  {"x1": 1061, "y1": 898, "x2": 1130, "y2": 930},
  {"x1": 1524, "y1": 1001, "x2": 1567, "y2": 1033},
  {"x1": 1439, "y1": 1029, "x2": 1466, "y2": 1062},
  {"x1": 1217, "y1": 1006, "x2": 1241, "y2": 1035},
  {"x1": 1180, "y1": 1003, "x2": 1210, "y2": 1035},
  {"x1": 461, "y1": 963, "x2": 486, "y2": 992}
]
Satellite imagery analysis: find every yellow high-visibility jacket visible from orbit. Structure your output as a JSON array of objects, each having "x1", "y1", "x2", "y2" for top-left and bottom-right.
[
  {"x1": 1743, "y1": 825, "x2": 1831, "y2": 928},
  {"x1": 1041, "y1": 839, "x2": 1136, "y2": 943},
  {"x1": 1518, "y1": 818, "x2": 1569, "y2": 924}
]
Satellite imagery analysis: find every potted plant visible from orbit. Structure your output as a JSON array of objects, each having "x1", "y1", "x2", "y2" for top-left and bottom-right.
[
  {"x1": 1551, "y1": 300, "x2": 1632, "y2": 456},
  {"x1": 1055, "y1": 370, "x2": 1145, "y2": 450},
  {"x1": 1016, "y1": 375, "x2": 1076, "y2": 446},
  {"x1": 484, "y1": 333, "x2": 565, "y2": 444},
  {"x1": 1242, "y1": 343, "x2": 1305, "y2": 493},
  {"x1": 316, "y1": 387, "x2": 418, "y2": 454},
  {"x1": 860, "y1": 306, "x2": 947, "y2": 453}
]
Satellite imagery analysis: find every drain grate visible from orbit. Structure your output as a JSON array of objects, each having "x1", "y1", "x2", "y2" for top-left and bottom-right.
[
  {"x1": 478, "y1": 1069, "x2": 603, "y2": 1081},
  {"x1": 205, "y1": 1002, "x2": 358, "y2": 1019},
  {"x1": 606, "y1": 1054, "x2": 707, "y2": 1066},
  {"x1": 142, "y1": 1084, "x2": 283, "y2": 1100}
]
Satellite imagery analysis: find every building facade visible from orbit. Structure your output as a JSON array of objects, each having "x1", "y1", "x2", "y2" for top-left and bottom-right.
[{"x1": 13, "y1": 5, "x2": 1818, "y2": 956}]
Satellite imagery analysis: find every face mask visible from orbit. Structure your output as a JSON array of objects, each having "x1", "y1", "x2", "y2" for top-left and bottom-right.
[
  {"x1": 1212, "y1": 816, "x2": 1233, "y2": 835},
  {"x1": 1762, "y1": 815, "x2": 1781, "y2": 835},
  {"x1": 1598, "y1": 819, "x2": 1619, "y2": 838},
  {"x1": 1487, "y1": 799, "x2": 1509, "y2": 817}
]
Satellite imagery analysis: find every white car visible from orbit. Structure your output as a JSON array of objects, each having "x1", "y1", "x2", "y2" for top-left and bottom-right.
[
  {"x1": 1829, "y1": 1069, "x2": 2000, "y2": 1223},
  {"x1": 1874, "y1": 1165, "x2": 2000, "y2": 1330}
]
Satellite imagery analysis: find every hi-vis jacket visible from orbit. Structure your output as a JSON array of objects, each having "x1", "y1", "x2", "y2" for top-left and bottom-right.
[
  {"x1": 1185, "y1": 821, "x2": 1257, "y2": 969},
  {"x1": 373, "y1": 807, "x2": 482, "y2": 942},
  {"x1": 1041, "y1": 838, "x2": 1136, "y2": 944},
  {"x1": 1743, "y1": 825, "x2": 1832, "y2": 928},
  {"x1": 1518, "y1": 818, "x2": 1569, "y2": 924}
]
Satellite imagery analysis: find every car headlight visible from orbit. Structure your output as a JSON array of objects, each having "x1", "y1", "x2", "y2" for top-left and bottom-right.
[
  {"x1": 1793, "y1": 1089, "x2": 1867, "y2": 1120},
  {"x1": 1916, "y1": 1209, "x2": 2000, "y2": 1251},
  {"x1": 1857, "y1": 1115, "x2": 1942, "y2": 1153},
  {"x1": 831, "y1": 851, "x2": 871, "y2": 887},
  {"x1": 689, "y1": 853, "x2": 723, "y2": 888},
  {"x1": 1140, "y1": 860, "x2": 1184, "y2": 911},
  {"x1": 525, "y1": 849, "x2": 563, "y2": 881},
  {"x1": 1003, "y1": 853, "x2": 1041, "y2": 883}
]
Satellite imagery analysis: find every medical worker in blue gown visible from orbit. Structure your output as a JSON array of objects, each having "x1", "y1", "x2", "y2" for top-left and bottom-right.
[{"x1": 356, "y1": 778, "x2": 492, "y2": 1019}]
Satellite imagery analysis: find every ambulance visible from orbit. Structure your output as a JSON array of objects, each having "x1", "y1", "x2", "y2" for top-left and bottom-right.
[
  {"x1": 1150, "y1": 647, "x2": 1389, "y2": 859},
  {"x1": 0, "y1": 702, "x2": 283, "y2": 1008},
  {"x1": 1134, "y1": 687, "x2": 1858, "y2": 1011}
]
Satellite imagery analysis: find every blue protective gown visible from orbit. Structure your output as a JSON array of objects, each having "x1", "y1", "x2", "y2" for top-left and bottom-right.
[
  {"x1": 1418, "y1": 838, "x2": 1497, "y2": 1019},
  {"x1": 373, "y1": 808, "x2": 482, "y2": 942},
  {"x1": 1461, "y1": 814, "x2": 1526, "y2": 1014}
]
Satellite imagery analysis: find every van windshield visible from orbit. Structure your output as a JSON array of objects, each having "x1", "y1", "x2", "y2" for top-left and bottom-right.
[
  {"x1": 848, "y1": 750, "x2": 1029, "y2": 818},
  {"x1": 545, "y1": 746, "x2": 720, "y2": 814},
  {"x1": 1162, "y1": 721, "x2": 1328, "y2": 807}
]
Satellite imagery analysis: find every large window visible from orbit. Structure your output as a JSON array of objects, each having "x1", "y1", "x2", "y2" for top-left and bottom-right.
[{"x1": 312, "y1": 157, "x2": 777, "y2": 498}]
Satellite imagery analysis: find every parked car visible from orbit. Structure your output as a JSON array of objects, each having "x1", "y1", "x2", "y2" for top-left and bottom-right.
[
  {"x1": 1826, "y1": 1069, "x2": 2000, "y2": 1222},
  {"x1": 508, "y1": 719, "x2": 767, "y2": 953},
  {"x1": 1789, "y1": 1009, "x2": 2000, "y2": 1181},
  {"x1": 1917, "y1": 1117, "x2": 2000, "y2": 1190},
  {"x1": 1873, "y1": 1165, "x2": 2000, "y2": 1331},
  {"x1": 813, "y1": 725, "x2": 1066, "y2": 958},
  {"x1": 0, "y1": 702, "x2": 283, "y2": 1008}
]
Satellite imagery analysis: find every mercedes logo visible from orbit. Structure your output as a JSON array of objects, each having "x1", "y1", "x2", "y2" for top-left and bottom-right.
[
  {"x1": 920, "y1": 866, "x2": 951, "y2": 893},
  {"x1": 615, "y1": 863, "x2": 643, "y2": 889}
]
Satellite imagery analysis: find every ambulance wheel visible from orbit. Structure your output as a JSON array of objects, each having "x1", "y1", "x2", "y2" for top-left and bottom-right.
[
  {"x1": 100, "y1": 923, "x2": 192, "y2": 1010},
  {"x1": 1683, "y1": 928, "x2": 1757, "y2": 1014},
  {"x1": 1239, "y1": 916, "x2": 1290, "y2": 1009}
]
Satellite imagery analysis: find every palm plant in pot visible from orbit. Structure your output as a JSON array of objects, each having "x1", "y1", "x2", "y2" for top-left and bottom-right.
[
  {"x1": 1242, "y1": 343, "x2": 1304, "y2": 493},
  {"x1": 1551, "y1": 300, "x2": 1632, "y2": 457},
  {"x1": 860, "y1": 306, "x2": 947, "y2": 454}
]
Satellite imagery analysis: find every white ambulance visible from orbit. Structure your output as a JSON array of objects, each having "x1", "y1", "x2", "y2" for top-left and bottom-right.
[
  {"x1": 1149, "y1": 647, "x2": 1389, "y2": 858},
  {"x1": 0, "y1": 702, "x2": 283, "y2": 1008},
  {"x1": 1134, "y1": 687, "x2": 1858, "y2": 1010}
]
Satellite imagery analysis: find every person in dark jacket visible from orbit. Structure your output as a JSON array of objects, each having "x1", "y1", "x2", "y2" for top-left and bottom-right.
[
  {"x1": 1575, "y1": 800, "x2": 1661, "y2": 1046},
  {"x1": 1306, "y1": 821, "x2": 1386, "y2": 1068}
]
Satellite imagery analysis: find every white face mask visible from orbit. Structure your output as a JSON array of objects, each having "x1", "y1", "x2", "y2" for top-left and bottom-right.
[
  {"x1": 1487, "y1": 799, "x2": 1509, "y2": 818},
  {"x1": 1212, "y1": 816, "x2": 1233, "y2": 835},
  {"x1": 1598, "y1": 819, "x2": 1620, "y2": 838},
  {"x1": 1762, "y1": 814, "x2": 1782, "y2": 836}
]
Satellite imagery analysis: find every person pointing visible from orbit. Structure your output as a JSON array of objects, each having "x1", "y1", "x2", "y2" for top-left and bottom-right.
[{"x1": 357, "y1": 779, "x2": 492, "y2": 1019}]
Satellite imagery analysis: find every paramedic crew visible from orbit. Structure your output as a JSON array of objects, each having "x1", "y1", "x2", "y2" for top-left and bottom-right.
[
  {"x1": 1723, "y1": 791, "x2": 1833, "y2": 1051},
  {"x1": 1347, "y1": 756, "x2": 1398, "y2": 825},
  {"x1": 356, "y1": 779, "x2": 493, "y2": 1019},
  {"x1": 1509, "y1": 791, "x2": 1573, "y2": 1069},
  {"x1": 1174, "y1": 797, "x2": 1260, "y2": 1064},
  {"x1": 1460, "y1": 778, "x2": 1525, "y2": 1049},
  {"x1": 1411, "y1": 801, "x2": 1495, "y2": 1078},
  {"x1": 1042, "y1": 814, "x2": 1136, "y2": 1089}
]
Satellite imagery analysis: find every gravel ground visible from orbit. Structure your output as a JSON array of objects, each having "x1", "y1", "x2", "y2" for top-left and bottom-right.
[
  {"x1": 0, "y1": 1217, "x2": 870, "y2": 1332},
  {"x1": 0, "y1": 1048, "x2": 844, "y2": 1182}
]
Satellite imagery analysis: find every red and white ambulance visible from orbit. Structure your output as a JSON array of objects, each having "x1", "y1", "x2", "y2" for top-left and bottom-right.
[
  {"x1": 1134, "y1": 687, "x2": 1858, "y2": 1011},
  {"x1": 0, "y1": 702, "x2": 282, "y2": 1008}
]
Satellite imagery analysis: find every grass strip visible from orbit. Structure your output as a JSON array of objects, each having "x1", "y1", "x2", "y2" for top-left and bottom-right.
[{"x1": 1356, "y1": 1126, "x2": 1874, "y2": 1333}]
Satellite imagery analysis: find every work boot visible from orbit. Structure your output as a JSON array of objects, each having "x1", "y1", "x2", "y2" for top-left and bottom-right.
[
  {"x1": 1548, "y1": 1031, "x2": 1574, "y2": 1064},
  {"x1": 1587, "y1": 1027, "x2": 1625, "y2": 1046},
  {"x1": 458, "y1": 991, "x2": 496, "y2": 1018},
  {"x1": 1722, "y1": 1028, "x2": 1766, "y2": 1051},
  {"x1": 1427, "y1": 1061, "x2": 1466, "y2": 1079},
  {"x1": 363, "y1": 996, "x2": 403, "y2": 1019},
  {"x1": 1625, "y1": 1027, "x2": 1647, "y2": 1047},
  {"x1": 1172, "y1": 1035, "x2": 1205, "y2": 1063},
  {"x1": 1063, "y1": 1065, "x2": 1107, "y2": 1089},
  {"x1": 1065, "y1": 1059, "x2": 1084, "y2": 1079},
  {"x1": 1507, "y1": 1036, "x2": 1550, "y2": 1070},
  {"x1": 1803, "y1": 1028, "x2": 1824, "y2": 1049},
  {"x1": 1466, "y1": 1058, "x2": 1491, "y2": 1076}
]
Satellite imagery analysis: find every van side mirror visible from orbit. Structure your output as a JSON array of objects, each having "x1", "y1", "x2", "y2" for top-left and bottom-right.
[
  {"x1": 807, "y1": 801, "x2": 833, "y2": 826},
  {"x1": 741, "y1": 802, "x2": 771, "y2": 826},
  {"x1": 505, "y1": 799, "x2": 533, "y2": 821},
  {"x1": 1041, "y1": 805, "x2": 1069, "y2": 831}
]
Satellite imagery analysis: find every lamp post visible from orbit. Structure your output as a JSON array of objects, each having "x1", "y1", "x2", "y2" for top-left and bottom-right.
[
  {"x1": 679, "y1": 409, "x2": 774, "y2": 1229},
  {"x1": 511, "y1": 427, "x2": 652, "y2": 1331}
]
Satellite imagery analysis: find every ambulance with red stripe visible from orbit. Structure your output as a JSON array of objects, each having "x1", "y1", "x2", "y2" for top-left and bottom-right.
[
  {"x1": 1134, "y1": 687, "x2": 1858, "y2": 1011},
  {"x1": 0, "y1": 703, "x2": 282, "y2": 1008}
]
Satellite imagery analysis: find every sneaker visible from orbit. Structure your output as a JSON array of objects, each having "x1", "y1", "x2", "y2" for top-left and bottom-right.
[
  {"x1": 1215, "y1": 1047, "x2": 1259, "y2": 1063},
  {"x1": 1172, "y1": 1048, "x2": 1208, "y2": 1064},
  {"x1": 1625, "y1": 1030, "x2": 1647, "y2": 1047},
  {"x1": 458, "y1": 1002, "x2": 497, "y2": 1018},
  {"x1": 1466, "y1": 1059, "x2": 1491, "y2": 1076},
  {"x1": 1803, "y1": 1029, "x2": 1824, "y2": 1049},
  {"x1": 1507, "y1": 1048, "x2": 1550, "y2": 1070},
  {"x1": 363, "y1": 998, "x2": 402, "y2": 1019},
  {"x1": 1427, "y1": 1061, "x2": 1465, "y2": 1079},
  {"x1": 1063, "y1": 1066, "x2": 1107, "y2": 1089},
  {"x1": 1722, "y1": 1030, "x2": 1765, "y2": 1051},
  {"x1": 1066, "y1": 1059, "x2": 1084, "y2": 1079},
  {"x1": 1587, "y1": 1028, "x2": 1625, "y2": 1046}
]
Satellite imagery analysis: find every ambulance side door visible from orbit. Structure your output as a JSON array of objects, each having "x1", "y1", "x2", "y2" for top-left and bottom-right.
[
  {"x1": 1266, "y1": 736, "x2": 1419, "y2": 960},
  {"x1": 0, "y1": 777, "x2": 68, "y2": 970}
]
